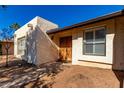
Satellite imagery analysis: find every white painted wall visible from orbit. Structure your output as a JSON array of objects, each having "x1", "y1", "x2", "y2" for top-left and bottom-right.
[
  {"x1": 14, "y1": 16, "x2": 59, "y2": 65},
  {"x1": 72, "y1": 28, "x2": 115, "y2": 65},
  {"x1": 14, "y1": 16, "x2": 38, "y2": 59}
]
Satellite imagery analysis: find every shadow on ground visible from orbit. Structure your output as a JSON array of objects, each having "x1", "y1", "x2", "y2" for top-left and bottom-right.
[
  {"x1": 0, "y1": 59, "x2": 63, "y2": 88},
  {"x1": 0, "y1": 55, "x2": 123, "y2": 88},
  {"x1": 113, "y1": 70, "x2": 124, "y2": 88}
]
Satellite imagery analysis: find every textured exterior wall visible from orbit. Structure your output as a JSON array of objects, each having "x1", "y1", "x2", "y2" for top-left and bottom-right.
[
  {"x1": 37, "y1": 17, "x2": 58, "y2": 32},
  {"x1": 14, "y1": 16, "x2": 38, "y2": 60},
  {"x1": 35, "y1": 26, "x2": 59, "y2": 65},
  {"x1": 73, "y1": 19, "x2": 115, "y2": 65},
  {"x1": 49, "y1": 29, "x2": 73, "y2": 47},
  {"x1": 14, "y1": 16, "x2": 59, "y2": 65},
  {"x1": 113, "y1": 16, "x2": 124, "y2": 70},
  {"x1": 49, "y1": 18, "x2": 116, "y2": 69},
  {"x1": 14, "y1": 15, "x2": 124, "y2": 70}
]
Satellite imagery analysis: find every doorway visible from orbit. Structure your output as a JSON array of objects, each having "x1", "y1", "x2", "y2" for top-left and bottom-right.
[{"x1": 59, "y1": 36, "x2": 72, "y2": 62}]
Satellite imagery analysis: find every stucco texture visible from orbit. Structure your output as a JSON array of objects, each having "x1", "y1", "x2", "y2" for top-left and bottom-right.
[
  {"x1": 50, "y1": 15, "x2": 124, "y2": 70},
  {"x1": 14, "y1": 16, "x2": 59, "y2": 66}
]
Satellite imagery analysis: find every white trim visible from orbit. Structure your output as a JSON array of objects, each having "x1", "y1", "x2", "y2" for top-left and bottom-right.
[
  {"x1": 72, "y1": 25, "x2": 114, "y2": 65},
  {"x1": 83, "y1": 26, "x2": 106, "y2": 56}
]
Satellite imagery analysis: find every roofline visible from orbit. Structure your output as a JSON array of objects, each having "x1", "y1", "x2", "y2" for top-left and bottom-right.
[{"x1": 47, "y1": 10, "x2": 124, "y2": 34}]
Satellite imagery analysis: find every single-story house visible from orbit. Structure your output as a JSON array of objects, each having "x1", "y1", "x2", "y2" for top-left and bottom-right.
[
  {"x1": 0, "y1": 40, "x2": 14, "y2": 55},
  {"x1": 14, "y1": 10, "x2": 124, "y2": 70},
  {"x1": 47, "y1": 10, "x2": 124, "y2": 70},
  {"x1": 14, "y1": 16, "x2": 59, "y2": 65}
]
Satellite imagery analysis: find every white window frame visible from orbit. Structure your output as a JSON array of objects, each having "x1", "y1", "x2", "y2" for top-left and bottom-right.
[
  {"x1": 83, "y1": 26, "x2": 106, "y2": 56},
  {"x1": 17, "y1": 37, "x2": 26, "y2": 55}
]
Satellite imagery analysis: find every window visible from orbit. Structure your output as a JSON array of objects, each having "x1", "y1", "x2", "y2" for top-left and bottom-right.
[
  {"x1": 83, "y1": 27, "x2": 106, "y2": 56},
  {"x1": 17, "y1": 37, "x2": 26, "y2": 55}
]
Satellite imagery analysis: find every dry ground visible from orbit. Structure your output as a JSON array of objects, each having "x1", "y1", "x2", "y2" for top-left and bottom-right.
[
  {"x1": 0, "y1": 56, "x2": 63, "y2": 88},
  {"x1": 0, "y1": 55, "x2": 15, "y2": 64},
  {"x1": 0, "y1": 55, "x2": 124, "y2": 88},
  {"x1": 52, "y1": 65, "x2": 124, "y2": 88}
]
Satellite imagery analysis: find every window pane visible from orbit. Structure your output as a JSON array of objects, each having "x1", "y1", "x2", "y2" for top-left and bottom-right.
[
  {"x1": 95, "y1": 43, "x2": 105, "y2": 55},
  {"x1": 95, "y1": 28, "x2": 105, "y2": 42},
  {"x1": 84, "y1": 44, "x2": 93, "y2": 54},
  {"x1": 83, "y1": 27, "x2": 106, "y2": 56},
  {"x1": 21, "y1": 39, "x2": 26, "y2": 50},
  {"x1": 85, "y1": 31, "x2": 93, "y2": 42}
]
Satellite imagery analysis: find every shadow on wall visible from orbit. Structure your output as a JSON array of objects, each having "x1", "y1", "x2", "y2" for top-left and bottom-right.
[
  {"x1": 113, "y1": 70, "x2": 124, "y2": 88},
  {"x1": 112, "y1": 17, "x2": 124, "y2": 88},
  {"x1": 112, "y1": 30, "x2": 124, "y2": 88},
  {"x1": 21, "y1": 25, "x2": 59, "y2": 66},
  {"x1": 25, "y1": 28, "x2": 37, "y2": 65}
]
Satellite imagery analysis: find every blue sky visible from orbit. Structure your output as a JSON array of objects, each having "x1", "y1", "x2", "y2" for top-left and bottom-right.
[{"x1": 0, "y1": 5, "x2": 123, "y2": 30}]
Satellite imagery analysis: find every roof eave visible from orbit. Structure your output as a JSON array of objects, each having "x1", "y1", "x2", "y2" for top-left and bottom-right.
[{"x1": 47, "y1": 10, "x2": 124, "y2": 34}]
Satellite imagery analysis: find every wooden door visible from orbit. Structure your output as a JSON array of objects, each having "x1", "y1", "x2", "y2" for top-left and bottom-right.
[{"x1": 59, "y1": 36, "x2": 72, "y2": 62}]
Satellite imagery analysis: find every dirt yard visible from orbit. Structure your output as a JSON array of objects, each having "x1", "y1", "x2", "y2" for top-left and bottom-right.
[
  {"x1": 0, "y1": 55, "x2": 15, "y2": 64},
  {"x1": 52, "y1": 65, "x2": 124, "y2": 88},
  {"x1": 0, "y1": 55, "x2": 124, "y2": 88},
  {"x1": 0, "y1": 57, "x2": 63, "y2": 88}
]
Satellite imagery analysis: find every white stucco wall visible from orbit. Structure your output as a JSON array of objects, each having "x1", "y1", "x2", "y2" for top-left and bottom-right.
[
  {"x1": 72, "y1": 20, "x2": 115, "y2": 65},
  {"x1": 49, "y1": 17, "x2": 124, "y2": 70},
  {"x1": 14, "y1": 16, "x2": 59, "y2": 65},
  {"x1": 14, "y1": 16, "x2": 38, "y2": 59},
  {"x1": 35, "y1": 26, "x2": 59, "y2": 65},
  {"x1": 72, "y1": 31, "x2": 114, "y2": 64}
]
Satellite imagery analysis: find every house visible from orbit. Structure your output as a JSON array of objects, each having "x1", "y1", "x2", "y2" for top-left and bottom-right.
[
  {"x1": 14, "y1": 16, "x2": 59, "y2": 65},
  {"x1": 14, "y1": 10, "x2": 124, "y2": 70},
  {"x1": 47, "y1": 10, "x2": 124, "y2": 70},
  {"x1": 0, "y1": 40, "x2": 14, "y2": 55}
]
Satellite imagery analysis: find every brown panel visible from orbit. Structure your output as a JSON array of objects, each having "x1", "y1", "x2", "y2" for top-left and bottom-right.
[
  {"x1": 59, "y1": 36, "x2": 72, "y2": 62},
  {"x1": 1, "y1": 42, "x2": 14, "y2": 55}
]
